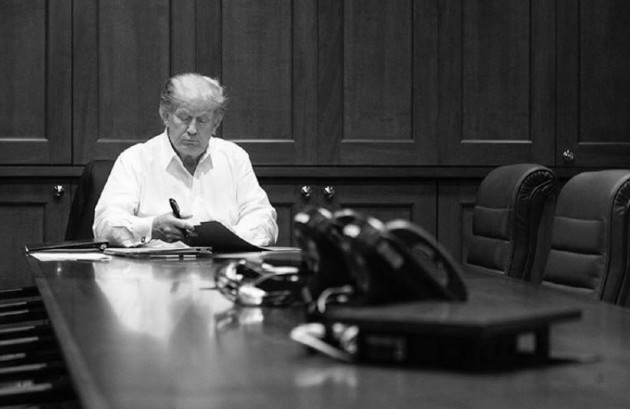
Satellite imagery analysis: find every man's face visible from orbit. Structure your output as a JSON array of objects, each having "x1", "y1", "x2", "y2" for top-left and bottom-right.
[{"x1": 164, "y1": 99, "x2": 221, "y2": 159}]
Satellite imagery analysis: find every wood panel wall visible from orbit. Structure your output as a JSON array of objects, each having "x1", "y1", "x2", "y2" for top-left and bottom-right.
[
  {"x1": 0, "y1": 0, "x2": 71, "y2": 164},
  {"x1": 1, "y1": 0, "x2": 628, "y2": 168},
  {"x1": 0, "y1": 0, "x2": 629, "y2": 287}
]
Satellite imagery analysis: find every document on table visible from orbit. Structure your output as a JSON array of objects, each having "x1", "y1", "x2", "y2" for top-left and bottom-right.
[
  {"x1": 28, "y1": 251, "x2": 111, "y2": 262},
  {"x1": 26, "y1": 238, "x2": 111, "y2": 261}
]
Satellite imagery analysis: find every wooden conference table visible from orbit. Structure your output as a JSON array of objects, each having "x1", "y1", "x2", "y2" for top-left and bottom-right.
[{"x1": 26, "y1": 254, "x2": 630, "y2": 409}]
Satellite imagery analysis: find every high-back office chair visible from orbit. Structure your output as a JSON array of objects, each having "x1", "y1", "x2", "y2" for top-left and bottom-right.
[
  {"x1": 65, "y1": 160, "x2": 115, "y2": 240},
  {"x1": 541, "y1": 170, "x2": 630, "y2": 304},
  {"x1": 464, "y1": 163, "x2": 556, "y2": 282}
]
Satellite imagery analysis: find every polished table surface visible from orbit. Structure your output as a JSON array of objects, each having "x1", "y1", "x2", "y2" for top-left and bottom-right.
[{"x1": 26, "y1": 255, "x2": 630, "y2": 409}]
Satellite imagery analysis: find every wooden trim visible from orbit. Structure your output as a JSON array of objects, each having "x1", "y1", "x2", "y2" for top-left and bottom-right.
[
  {"x1": 294, "y1": 0, "x2": 319, "y2": 164},
  {"x1": 196, "y1": 0, "x2": 222, "y2": 78},
  {"x1": 47, "y1": 0, "x2": 73, "y2": 163},
  {"x1": 0, "y1": 167, "x2": 84, "y2": 178},
  {"x1": 170, "y1": 0, "x2": 196, "y2": 74},
  {"x1": 317, "y1": 0, "x2": 344, "y2": 163},
  {"x1": 0, "y1": 165, "x2": 613, "y2": 180}
]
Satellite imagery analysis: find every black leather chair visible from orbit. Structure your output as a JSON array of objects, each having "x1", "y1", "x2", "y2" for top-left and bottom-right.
[
  {"x1": 541, "y1": 170, "x2": 630, "y2": 304},
  {"x1": 65, "y1": 159, "x2": 115, "y2": 240},
  {"x1": 464, "y1": 163, "x2": 556, "y2": 282}
]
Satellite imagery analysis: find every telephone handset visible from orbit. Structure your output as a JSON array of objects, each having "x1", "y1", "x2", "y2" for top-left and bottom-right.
[
  {"x1": 383, "y1": 219, "x2": 468, "y2": 301},
  {"x1": 293, "y1": 207, "x2": 356, "y2": 302},
  {"x1": 293, "y1": 208, "x2": 467, "y2": 311},
  {"x1": 334, "y1": 209, "x2": 467, "y2": 304}
]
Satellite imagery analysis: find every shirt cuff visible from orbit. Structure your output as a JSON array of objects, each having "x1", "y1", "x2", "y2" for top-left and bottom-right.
[{"x1": 132, "y1": 216, "x2": 156, "y2": 244}]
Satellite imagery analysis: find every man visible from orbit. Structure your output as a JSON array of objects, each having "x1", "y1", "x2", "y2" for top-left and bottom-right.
[{"x1": 93, "y1": 73, "x2": 278, "y2": 247}]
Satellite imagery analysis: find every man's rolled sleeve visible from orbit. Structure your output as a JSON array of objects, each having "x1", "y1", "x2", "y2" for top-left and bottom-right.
[
  {"x1": 93, "y1": 150, "x2": 151, "y2": 247},
  {"x1": 232, "y1": 151, "x2": 278, "y2": 246}
]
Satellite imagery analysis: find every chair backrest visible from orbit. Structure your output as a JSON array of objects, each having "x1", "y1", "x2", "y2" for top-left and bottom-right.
[
  {"x1": 64, "y1": 160, "x2": 115, "y2": 240},
  {"x1": 465, "y1": 163, "x2": 556, "y2": 281},
  {"x1": 542, "y1": 170, "x2": 630, "y2": 304}
]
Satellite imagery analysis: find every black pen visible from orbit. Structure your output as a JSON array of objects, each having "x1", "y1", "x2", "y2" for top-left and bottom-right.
[{"x1": 169, "y1": 198, "x2": 190, "y2": 241}]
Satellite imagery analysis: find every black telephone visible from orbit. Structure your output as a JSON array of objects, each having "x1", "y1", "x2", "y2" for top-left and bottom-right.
[
  {"x1": 293, "y1": 207, "x2": 468, "y2": 312},
  {"x1": 293, "y1": 207, "x2": 356, "y2": 301}
]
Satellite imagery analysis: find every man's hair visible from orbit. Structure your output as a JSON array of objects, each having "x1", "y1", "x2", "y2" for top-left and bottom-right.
[{"x1": 159, "y1": 73, "x2": 227, "y2": 120}]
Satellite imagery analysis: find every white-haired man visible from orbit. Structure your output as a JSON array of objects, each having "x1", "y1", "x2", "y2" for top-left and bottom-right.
[{"x1": 94, "y1": 73, "x2": 278, "y2": 247}]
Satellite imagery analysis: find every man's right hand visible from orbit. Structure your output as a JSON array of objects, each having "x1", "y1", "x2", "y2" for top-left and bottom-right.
[{"x1": 151, "y1": 213, "x2": 195, "y2": 243}]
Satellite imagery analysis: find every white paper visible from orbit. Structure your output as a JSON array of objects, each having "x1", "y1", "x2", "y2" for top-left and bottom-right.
[{"x1": 29, "y1": 252, "x2": 112, "y2": 262}]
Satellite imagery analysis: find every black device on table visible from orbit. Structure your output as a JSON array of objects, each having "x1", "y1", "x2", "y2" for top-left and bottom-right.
[
  {"x1": 291, "y1": 208, "x2": 579, "y2": 368},
  {"x1": 293, "y1": 207, "x2": 468, "y2": 311}
]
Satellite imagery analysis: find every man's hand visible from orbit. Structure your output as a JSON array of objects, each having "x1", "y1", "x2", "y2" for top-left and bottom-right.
[{"x1": 151, "y1": 213, "x2": 195, "y2": 243}]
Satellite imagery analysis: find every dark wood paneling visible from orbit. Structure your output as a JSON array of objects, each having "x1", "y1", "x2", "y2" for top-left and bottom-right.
[
  {"x1": 579, "y1": 1, "x2": 630, "y2": 144},
  {"x1": 557, "y1": 0, "x2": 630, "y2": 167},
  {"x1": 343, "y1": 1, "x2": 412, "y2": 141},
  {"x1": 439, "y1": 0, "x2": 555, "y2": 165},
  {"x1": 462, "y1": 0, "x2": 530, "y2": 142},
  {"x1": 0, "y1": 181, "x2": 72, "y2": 288},
  {"x1": 317, "y1": 0, "x2": 344, "y2": 164},
  {"x1": 217, "y1": 0, "x2": 317, "y2": 165},
  {"x1": 330, "y1": 183, "x2": 437, "y2": 236},
  {"x1": 222, "y1": 1, "x2": 292, "y2": 140},
  {"x1": 0, "y1": 1, "x2": 46, "y2": 140},
  {"x1": 170, "y1": 0, "x2": 197, "y2": 75},
  {"x1": 437, "y1": 180, "x2": 479, "y2": 263},
  {"x1": 262, "y1": 180, "x2": 437, "y2": 246},
  {"x1": 319, "y1": 0, "x2": 438, "y2": 165},
  {"x1": 262, "y1": 184, "x2": 306, "y2": 247},
  {"x1": 196, "y1": 0, "x2": 222, "y2": 77},
  {"x1": 0, "y1": 204, "x2": 42, "y2": 288},
  {"x1": 73, "y1": 0, "x2": 174, "y2": 163},
  {"x1": 0, "y1": 0, "x2": 71, "y2": 164}
]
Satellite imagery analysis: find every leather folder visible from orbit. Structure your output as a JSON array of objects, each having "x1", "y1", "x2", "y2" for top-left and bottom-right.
[
  {"x1": 25, "y1": 238, "x2": 109, "y2": 253},
  {"x1": 190, "y1": 221, "x2": 299, "y2": 253}
]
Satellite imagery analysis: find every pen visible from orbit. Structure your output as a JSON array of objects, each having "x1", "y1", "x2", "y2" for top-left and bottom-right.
[{"x1": 169, "y1": 198, "x2": 190, "y2": 241}]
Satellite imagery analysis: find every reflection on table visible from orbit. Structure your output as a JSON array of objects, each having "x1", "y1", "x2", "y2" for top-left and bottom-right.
[{"x1": 27, "y1": 255, "x2": 630, "y2": 409}]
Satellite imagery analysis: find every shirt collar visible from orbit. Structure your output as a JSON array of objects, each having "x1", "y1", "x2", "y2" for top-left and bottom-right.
[{"x1": 157, "y1": 130, "x2": 214, "y2": 173}]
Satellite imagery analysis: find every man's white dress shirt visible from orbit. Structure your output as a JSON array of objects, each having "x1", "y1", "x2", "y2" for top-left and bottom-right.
[{"x1": 93, "y1": 131, "x2": 278, "y2": 247}]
